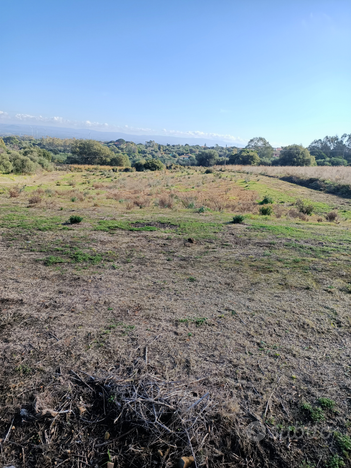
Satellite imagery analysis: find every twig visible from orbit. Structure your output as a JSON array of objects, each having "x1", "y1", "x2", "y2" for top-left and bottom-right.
[
  {"x1": 263, "y1": 377, "x2": 282, "y2": 419},
  {"x1": 55, "y1": 460, "x2": 71, "y2": 468},
  {"x1": 144, "y1": 346, "x2": 148, "y2": 366},
  {"x1": 1, "y1": 417, "x2": 14, "y2": 447},
  {"x1": 70, "y1": 370, "x2": 94, "y2": 392},
  {"x1": 184, "y1": 426, "x2": 198, "y2": 468},
  {"x1": 186, "y1": 393, "x2": 210, "y2": 413}
]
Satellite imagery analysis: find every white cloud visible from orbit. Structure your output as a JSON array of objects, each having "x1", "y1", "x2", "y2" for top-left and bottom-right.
[
  {"x1": 0, "y1": 109, "x2": 246, "y2": 144},
  {"x1": 162, "y1": 128, "x2": 246, "y2": 144}
]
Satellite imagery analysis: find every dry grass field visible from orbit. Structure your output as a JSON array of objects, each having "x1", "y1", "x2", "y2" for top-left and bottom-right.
[
  {"x1": 1, "y1": 166, "x2": 351, "y2": 468},
  {"x1": 230, "y1": 164, "x2": 351, "y2": 185}
]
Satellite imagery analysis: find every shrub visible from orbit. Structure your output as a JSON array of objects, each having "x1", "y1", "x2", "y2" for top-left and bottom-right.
[
  {"x1": 326, "y1": 211, "x2": 338, "y2": 222},
  {"x1": 318, "y1": 398, "x2": 335, "y2": 410},
  {"x1": 28, "y1": 194, "x2": 42, "y2": 204},
  {"x1": 328, "y1": 455, "x2": 345, "y2": 468},
  {"x1": 232, "y1": 215, "x2": 245, "y2": 224},
  {"x1": 259, "y1": 196, "x2": 273, "y2": 205},
  {"x1": 11, "y1": 154, "x2": 37, "y2": 174},
  {"x1": 204, "y1": 168, "x2": 214, "y2": 174},
  {"x1": 298, "y1": 213, "x2": 309, "y2": 221},
  {"x1": 134, "y1": 161, "x2": 146, "y2": 172},
  {"x1": 158, "y1": 195, "x2": 174, "y2": 209},
  {"x1": 0, "y1": 154, "x2": 13, "y2": 173},
  {"x1": 296, "y1": 199, "x2": 314, "y2": 215},
  {"x1": 9, "y1": 187, "x2": 21, "y2": 198},
  {"x1": 144, "y1": 159, "x2": 165, "y2": 171},
  {"x1": 334, "y1": 432, "x2": 351, "y2": 451},
  {"x1": 301, "y1": 402, "x2": 325, "y2": 422},
  {"x1": 259, "y1": 206, "x2": 273, "y2": 216},
  {"x1": 69, "y1": 215, "x2": 83, "y2": 224}
]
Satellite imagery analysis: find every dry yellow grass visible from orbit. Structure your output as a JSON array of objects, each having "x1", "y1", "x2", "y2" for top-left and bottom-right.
[{"x1": 227, "y1": 164, "x2": 351, "y2": 184}]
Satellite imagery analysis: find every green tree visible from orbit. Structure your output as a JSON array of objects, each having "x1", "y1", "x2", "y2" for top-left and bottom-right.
[
  {"x1": 143, "y1": 159, "x2": 165, "y2": 171},
  {"x1": 229, "y1": 149, "x2": 260, "y2": 165},
  {"x1": 71, "y1": 140, "x2": 113, "y2": 165},
  {"x1": 133, "y1": 160, "x2": 146, "y2": 171},
  {"x1": 3, "y1": 136, "x2": 19, "y2": 146},
  {"x1": 0, "y1": 154, "x2": 13, "y2": 173},
  {"x1": 0, "y1": 138, "x2": 7, "y2": 149},
  {"x1": 9, "y1": 152, "x2": 37, "y2": 174},
  {"x1": 245, "y1": 137, "x2": 273, "y2": 160},
  {"x1": 110, "y1": 153, "x2": 131, "y2": 167},
  {"x1": 196, "y1": 149, "x2": 219, "y2": 167},
  {"x1": 278, "y1": 145, "x2": 316, "y2": 166}
]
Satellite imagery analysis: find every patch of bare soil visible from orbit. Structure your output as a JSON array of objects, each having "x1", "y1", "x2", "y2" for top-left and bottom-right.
[{"x1": 1, "y1": 224, "x2": 351, "y2": 467}]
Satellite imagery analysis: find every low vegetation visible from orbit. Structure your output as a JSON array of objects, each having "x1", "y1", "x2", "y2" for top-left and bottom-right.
[{"x1": 1, "y1": 164, "x2": 351, "y2": 467}]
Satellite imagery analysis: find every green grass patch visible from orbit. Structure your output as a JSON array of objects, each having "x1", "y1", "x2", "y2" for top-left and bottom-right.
[
  {"x1": 96, "y1": 220, "x2": 158, "y2": 232},
  {"x1": 0, "y1": 213, "x2": 65, "y2": 232}
]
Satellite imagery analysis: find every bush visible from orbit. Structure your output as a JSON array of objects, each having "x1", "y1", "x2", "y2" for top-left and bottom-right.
[
  {"x1": 69, "y1": 215, "x2": 83, "y2": 224},
  {"x1": 296, "y1": 199, "x2": 314, "y2": 215},
  {"x1": 259, "y1": 206, "x2": 273, "y2": 216},
  {"x1": 11, "y1": 154, "x2": 37, "y2": 174},
  {"x1": 326, "y1": 211, "x2": 338, "y2": 222},
  {"x1": 9, "y1": 187, "x2": 21, "y2": 198},
  {"x1": 134, "y1": 161, "x2": 146, "y2": 172},
  {"x1": 204, "y1": 168, "x2": 214, "y2": 174},
  {"x1": 28, "y1": 194, "x2": 42, "y2": 204},
  {"x1": 334, "y1": 432, "x2": 351, "y2": 452},
  {"x1": 259, "y1": 196, "x2": 273, "y2": 205},
  {"x1": 230, "y1": 149, "x2": 260, "y2": 165},
  {"x1": 328, "y1": 455, "x2": 345, "y2": 468},
  {"x1": 143, "y1": 159, "x2": 165, "y2": 171},
  {"x1": 0, "y1": 154, "x2": 13, "y2": 173},
  {"x1": 232, "y1": 215, "x2": 245, "y2": 224}
]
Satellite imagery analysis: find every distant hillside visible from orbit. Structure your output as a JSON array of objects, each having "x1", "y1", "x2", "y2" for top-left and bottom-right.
[{"x1": 0, "y1": 123, "x2": 243, "y2": 147}]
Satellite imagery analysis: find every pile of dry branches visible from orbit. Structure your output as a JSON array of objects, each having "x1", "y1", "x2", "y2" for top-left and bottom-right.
[{"x1": 0, "y1": 366, "x2": 265, "y2": 468}]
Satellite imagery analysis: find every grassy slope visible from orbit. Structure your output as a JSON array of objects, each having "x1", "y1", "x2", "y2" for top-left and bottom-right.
[{"x1": 1, "y1": 168, "x2": 351, "y2": 468}]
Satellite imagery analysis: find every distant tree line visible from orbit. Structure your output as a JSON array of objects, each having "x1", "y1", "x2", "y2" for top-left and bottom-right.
[{"x1": 0, "y1": 133, "x2": 350, "y2": 173}]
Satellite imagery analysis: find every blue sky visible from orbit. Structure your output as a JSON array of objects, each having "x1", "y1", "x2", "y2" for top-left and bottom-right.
[{"x1": 1, "y1": 0, "x2": 350, "y2": 146}]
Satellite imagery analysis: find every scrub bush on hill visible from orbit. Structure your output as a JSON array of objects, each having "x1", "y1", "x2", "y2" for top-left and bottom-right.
[
  {"x1": 133, "y1": 159, "x2": 164, "y2": 171},
  {"x1": 0, "y1": 142, "x2": 54, "y2": 174},
  {"x1": 69, "y1": 140, "x2": 130, "y2": 166},
  {"x1": 0, "y1": 153, "x2": 13, "y2": 173}
]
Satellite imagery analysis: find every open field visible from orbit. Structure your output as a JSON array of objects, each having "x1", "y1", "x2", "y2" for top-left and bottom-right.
[
  {"x1": 230, "y1": 165, "x2": 351, "y2": 185},
  {"x1": 1, "y1": 167, "x2": 351, "y2": 468}
]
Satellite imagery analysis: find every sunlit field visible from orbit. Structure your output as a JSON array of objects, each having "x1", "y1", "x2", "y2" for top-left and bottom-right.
[
  {"x1": 230, "y1": 164, "x2": 351, "y2": 184},
  {"x1": 1, "y1": 166, "x2": 351, "y2": 468}
]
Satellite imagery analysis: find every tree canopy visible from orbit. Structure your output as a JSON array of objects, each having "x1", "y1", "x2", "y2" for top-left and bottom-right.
[
  {"x1": 229, "y1": 149, "x2": 260, "y2": 165},
  {"x1": 277, "y1": 145, "x2": 316, "y2": 166},
  {"x1": 71, "y1": 140, "x2": 114, "y2": 165},
  {"x1": 308, "y1": 134, "x2": 351, "y2": 166},
  {"x1": 143, "y1": 159, "x2": 165, "y2": 171},
  {"x1": 196, "y1": 149, "x2": 219, "y2": 167},
  {"x1": 245, "y1": 137, "x2": 273, "y2": 160}
]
